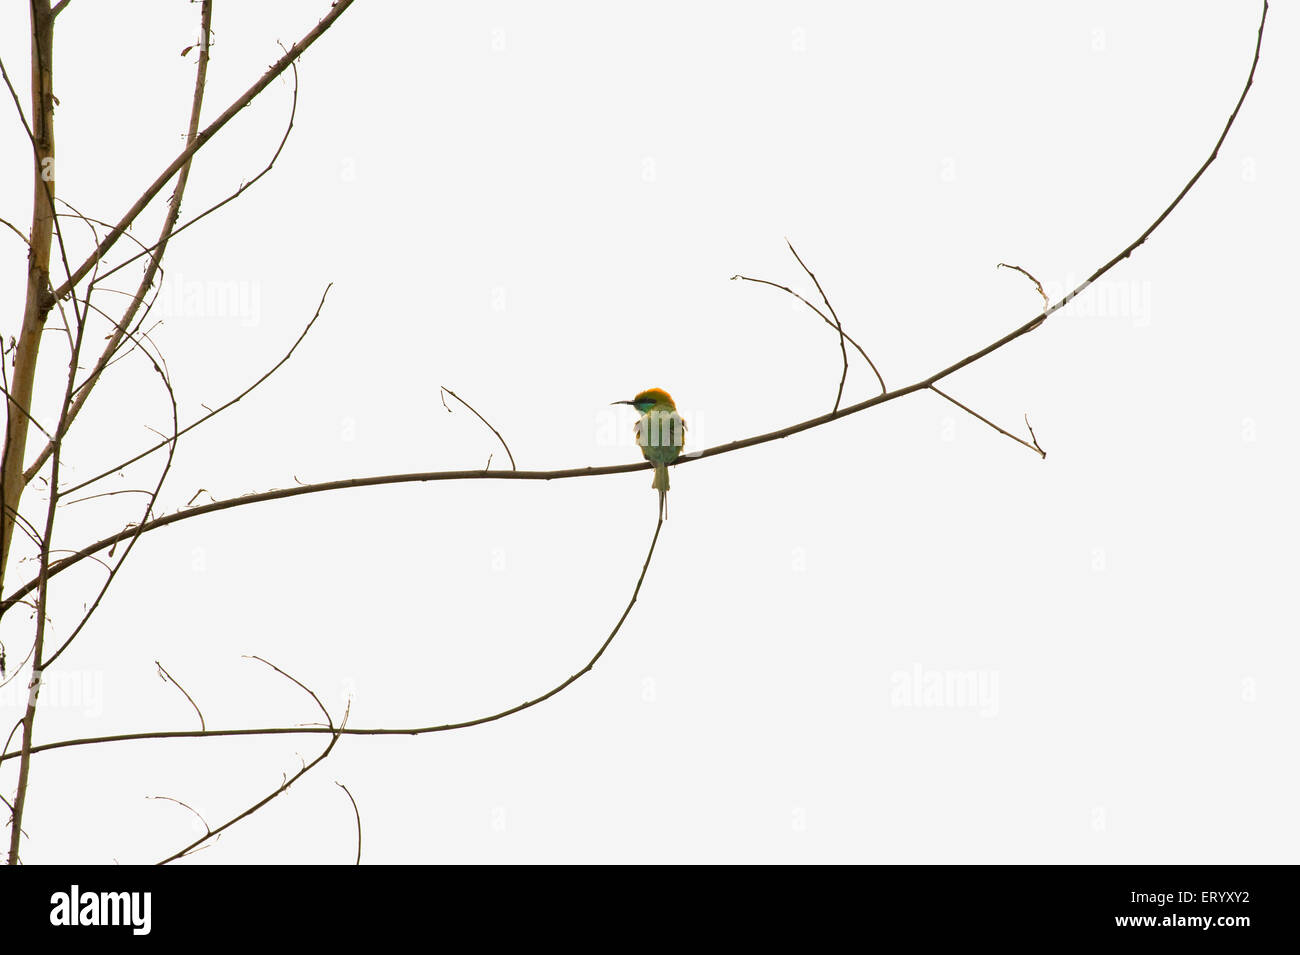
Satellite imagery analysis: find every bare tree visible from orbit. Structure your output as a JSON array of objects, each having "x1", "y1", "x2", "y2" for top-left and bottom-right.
[
  {"x1": 1, "y1": 0, "x2": 355, "y2": 864},
  {"x1": 0, "y1": 2, "x2": 1270, "y2": 863}
]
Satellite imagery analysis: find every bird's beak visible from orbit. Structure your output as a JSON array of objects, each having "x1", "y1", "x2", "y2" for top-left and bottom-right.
[{"x1": 611, "y1": 400, "x2": 635, "y2": 406}]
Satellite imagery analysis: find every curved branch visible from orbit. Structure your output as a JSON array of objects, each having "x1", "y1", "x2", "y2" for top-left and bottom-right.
[
  {"x1": 440, "y1": 386, "x2": 517, "y2": 470},
  {"x1": 336, "y1": 782, "x2": 361, "y2": 865},
  {"x1": 155, "y1": 661, "x2": 205, "y2": 731},
  {"x1": 146, "y1": 795, "x2": 212, "y2": 839},
  {"x1": 997, "y1": 262, "x2": 1049, "y2": 309},
  {"x1": 3, "y1": 510, "x2": 667, "y2": 761},
  {"x1": 151, "y1": 509, "x2": 663, "y2": 860},
  {"x1": 730, "y1": 269, "x2": 887, "y2": 398},
  {"x1": 784, "y1": 238, "x2": 853, "y2": 410}
]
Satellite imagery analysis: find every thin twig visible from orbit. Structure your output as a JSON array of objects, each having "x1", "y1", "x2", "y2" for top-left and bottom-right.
[
  {"x1": 61, "y1": 488, "x2": 153, "y2": 507},
  {"x1": 46, "y1": 548, "x2": 111, "y2": 574},
  {"x1": 41, "y1": 200, "x2": 160, "y2": 370},
  {"x1": 53, "y1": 201, "x2": 156, "y2": 259},
  {"x1": 0, "y1": 216, "x2": 28, "y2": 246},
  {"x1": 0, "y1": 381, "x2": 54, "y2": 440},
  {"x1": 440, "y1": 386, "x2": 517, "y2": 470},
  {"x1": 244, "y1": 654, "x2": 333, "y2": 727},
  {"x1": 9, "y1": 507, "x2": 46, "y2": 549},
  {"x1": 336, "y1": 782, "x2": 361, "y2": 865},
  {"x1": 4, "y1": 511, "x2": 44, "y2": 552},
  {"x1": 785, "y1": 239, "x2": 852, "y2": 411},
  {"x1": 929, "y1": 385, "x2": 1045, "y2": 459},
  {"x1": 0, "y1": 717, "x2": 24, "y2": 764},
  {"x1": 997, "y1": 262, "x2": 1050, "y2": 309},
  {"x1": 146, "y1": 795, "x2": 212, "y2": 836},
  {"x1": 731, "y1": 256, "x2": 889, "y2": 401},
  {"x1": 1024, "y1": 414, "x2": 1045, "y2": 457},
  {"x1": 155, "y1": 661, "x2": 206, "y2": 731},
  {"x1": 48, "y1": 198, "x2": 110, "y2": 353}
]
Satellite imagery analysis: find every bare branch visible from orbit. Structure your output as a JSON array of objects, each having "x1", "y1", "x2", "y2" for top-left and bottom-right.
[
  {"x1": 157, "y1": 703, "x2": 349, "y2": 865},
  {"x1": 440, "y1": 386, "x2": 517, "y2": 470},
  {"x1": 731, "y1": 245, "x2": 889, "y2": 402},
  {"x1": 61, "y1": 488, "x2": 154, "y2": 508},
  {"x1": 46, "y1": 548, "x2": 110, "y2": 574},
  {"x1": 146, "y1": 795, "x2": 212, "y2": 837},
  {"x1": 5, "y1": 511, "x2": 44, "y2": 552},
  {"x1": 930, "y1": 385, "x2": 1046, "y2": 459},
  {"x1": 155, "y1": 661, "x2": 206, "y2": 731},
  {"x1": 5, "y1": 510, "x2": 668, "y2": 759},
  {"x1": 1, "y1": 718, "x2": 24, "y2": 762},
  {"x1": 0, "y1": 216, "x2": 28, "y2": 246},
  {"x1": 244, "y1": 655, "x2": 332, "y2": 728},
  {"x1": 997, "y1": 262, "x2": 1050, "y2": 309},
  {"x1": 335, "y1": 782, "x2": 361, "y2": 865},
  {"x1": 1023, "y1": 414, "x2": 1045, "y2": 458},
  {"x1": 0, "y1": 381, "x2": 53, "y2": 441},
  {"x1": 785, "y1": 238, "x2": 852, "y2": 411}
]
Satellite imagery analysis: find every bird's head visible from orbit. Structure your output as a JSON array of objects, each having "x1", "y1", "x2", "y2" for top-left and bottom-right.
[{"x1": 612, "y1": 387, "x2": 677, "y2": 414}]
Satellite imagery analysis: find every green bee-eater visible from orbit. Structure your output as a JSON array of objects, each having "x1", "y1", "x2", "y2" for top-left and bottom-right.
[{"x1": 613, "y1": 388, "x2": 686, "y2": 519}]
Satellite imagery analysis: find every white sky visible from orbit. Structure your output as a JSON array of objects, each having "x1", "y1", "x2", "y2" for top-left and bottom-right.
[{"x1": 1, "y1": 1, "x2": 1295, "y2": 863}]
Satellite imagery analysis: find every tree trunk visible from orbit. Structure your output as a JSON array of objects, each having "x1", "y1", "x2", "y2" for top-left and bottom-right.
[{"x1": 0, "y1": 0, "x2": 55, "y2": 593}]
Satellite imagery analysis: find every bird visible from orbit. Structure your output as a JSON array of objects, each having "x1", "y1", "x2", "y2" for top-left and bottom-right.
[{"x1": 612, "y1": 388, "x2": 686, "y2": 519}]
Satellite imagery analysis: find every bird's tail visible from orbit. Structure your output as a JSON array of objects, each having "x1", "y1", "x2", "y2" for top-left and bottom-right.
[{"x1": 653, "y1": 464, "x2": 669, "y2": 520}]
